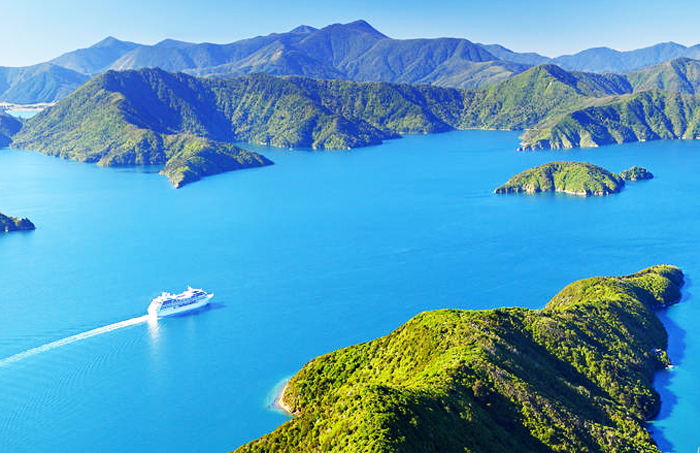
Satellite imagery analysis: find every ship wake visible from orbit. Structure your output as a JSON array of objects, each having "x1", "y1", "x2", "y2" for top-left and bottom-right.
[{"x1": 0, "y1": 315, "x2": 150, "y2": 367}]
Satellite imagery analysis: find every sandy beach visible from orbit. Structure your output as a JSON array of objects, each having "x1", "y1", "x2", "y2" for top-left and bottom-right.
[{"x1": 275, "y1": 380, "x2": 293, "y2": 415}]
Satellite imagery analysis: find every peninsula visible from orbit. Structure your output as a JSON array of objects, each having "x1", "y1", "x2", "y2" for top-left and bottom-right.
[
  {"x1": 495, "y1": 161, "x2": 627, "y2": 196},
  {"x1": 236, "y1": 265, "x2": 683, "y2": 453},
  {"x1": 0, "y1": 213, "x2": 35, "y2": 232}
]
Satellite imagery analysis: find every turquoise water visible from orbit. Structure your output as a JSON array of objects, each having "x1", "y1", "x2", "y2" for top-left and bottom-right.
[
  {"x1": 4, "y1": 110, "x2": 40, "y2": 119},
  {"x1": 0, "y1": 131, "x2": 698, "y2": 452}
]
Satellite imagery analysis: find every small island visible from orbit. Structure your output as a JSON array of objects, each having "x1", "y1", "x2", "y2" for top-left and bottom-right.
[
  {"x1": 0, "y1": 212, "x2": 35, "y2": 232},
  {"x1": 237, "y1": 265, "x2": 683, "y2": 452},
  {"x1": 495, "y1": 161, "x2": 628, "y2": 196},
  {"x1": 619, "y1": 166, "x2": 654, "y2": 181}
]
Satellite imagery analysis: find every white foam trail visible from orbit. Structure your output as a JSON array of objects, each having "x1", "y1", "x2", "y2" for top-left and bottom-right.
[{"x1": 0, "y1": 315, "x2": 150, "y2": 367}]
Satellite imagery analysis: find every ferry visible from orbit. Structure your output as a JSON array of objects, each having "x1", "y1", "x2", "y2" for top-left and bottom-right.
[{"x1": 147, "y1": 286, "x2": 213, "y2": 318}]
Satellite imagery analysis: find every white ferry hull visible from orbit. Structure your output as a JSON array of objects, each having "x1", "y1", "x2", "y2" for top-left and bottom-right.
[{"x1": 148, "y1": 292, "x2": 213, "y2": 318}]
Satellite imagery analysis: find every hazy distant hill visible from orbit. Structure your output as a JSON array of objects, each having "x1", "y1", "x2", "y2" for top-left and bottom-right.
[
  {"x1": 553, "y1": 42, "x2": 700, "y2": 73},
  {"x1": 0, "y1": 64, "x2": 88, "y2": 103},
  {"x1": 477, "y1": 43, "x2": 551, "y2": 66},
  {"x1": 105, "y1": 21, "x2": 525, "y2": 89},
  {"x1": 49, "y1": 37, "x2": 141, "y2": 75},
  {"x1": 626, "y1": 57, "x2": 700, "y2": 94},
  {"x1": 8, "y1": 20, "x2": 700, "y2": 104},
  {"x1": 0, "y1": 20, "x2": 533, "y2": 102}
]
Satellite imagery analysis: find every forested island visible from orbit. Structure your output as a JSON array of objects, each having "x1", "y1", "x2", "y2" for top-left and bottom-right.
[
  {"x1": 619, "y1": 166, "x2": 654, "y2": 181},
  {"x1": 235, "y1": 265, "x2": 683, "y2": 453},
  {"x1": 0, "y1": 213, "x2": 35, "y2": 232},
  {"x1": 494, "y1": 162, "x2": 652, "y2": 196}
]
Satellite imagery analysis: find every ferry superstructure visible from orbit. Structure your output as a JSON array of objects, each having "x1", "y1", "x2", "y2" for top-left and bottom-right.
[{"x1": 147, "y1": 286, "x2": 213, "y2": 318}]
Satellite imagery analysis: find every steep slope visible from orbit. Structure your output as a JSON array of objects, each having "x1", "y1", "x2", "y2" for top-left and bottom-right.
[
  {"x1": 12, "y1": 21, "x2": 700, "y2": 105},
  {"x1": 627, "y1": 57, "x2": 700, "y2": 94},
  {"x1": 12, "y1": 68, "x2": 467, "y2": 157},
  {"x1": 236, "y1": 265, "x2": 683, "y2": 453},
  {"x1": 17, "y1": 61, "x2": 700, "y2": 168},
  {"x1": 49, "y1": 37, "x2": 142, "y2": 75},
  {"x1": 12, "y1": 64, "x2": 644, "y2": 163},
  {"x1": 520, "y1": 90, "x2": 700, "y2": 150},
  {"x1": 0, "y1": 64, "x2": 89, "y2": 103},
  {"x1": 460, "y1": 64, "x2": 631, "y2": 129},
  {"x1": 79, "y1": 21, "x2": 528, "y2": 91},
  {"x1": 11, "y1": 69, "x2": 273, "y2": 187},
  {"x1": 0, "y1": 111, "x2": 22, "y2": 147}
]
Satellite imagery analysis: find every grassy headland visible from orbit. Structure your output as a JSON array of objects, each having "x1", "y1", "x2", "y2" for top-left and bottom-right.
[{"x1": 235, "y1": 265, "x2": 683, "y2": 453}]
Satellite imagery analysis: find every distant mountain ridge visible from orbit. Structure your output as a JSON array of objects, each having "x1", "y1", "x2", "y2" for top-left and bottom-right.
[{"x1": 5, "y1": 20, "x2": 700, "y2": 104}]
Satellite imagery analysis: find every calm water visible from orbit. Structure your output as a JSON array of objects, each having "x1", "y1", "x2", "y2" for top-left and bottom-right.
[
  {"x1": 0, "y1": 131, "x2": 698, "y2": 452},
  {"x1": 5, "y1": 110, "x2": 40, "y2": 119}
]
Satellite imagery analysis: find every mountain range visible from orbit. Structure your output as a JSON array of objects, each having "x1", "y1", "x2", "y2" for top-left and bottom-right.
[
  {"x1": 5, "y1": 20, "x2": 700, "y2": 104},
  {"x1": 12, "y1": 56, "x2": 700, "y2": 186}
]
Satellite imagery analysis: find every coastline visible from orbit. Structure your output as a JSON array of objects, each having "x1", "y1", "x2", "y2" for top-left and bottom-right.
[
  {"x1": 275, "y1": 380, "x2": 293, "y2": 415},
  {"x1": 0, "y1": 102, "x2": 54, "y2": 112}
]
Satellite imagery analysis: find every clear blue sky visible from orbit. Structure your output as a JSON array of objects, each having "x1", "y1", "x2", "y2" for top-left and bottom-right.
[{"x1": 3, "y1": 0, "x2": 700, "y2": 67}]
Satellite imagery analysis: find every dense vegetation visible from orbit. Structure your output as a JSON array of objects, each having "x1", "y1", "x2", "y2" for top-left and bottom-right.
[
  {"x1": 0, "y1": 111, "x2": 22, "y2": 147},
  {"x1": 5, "y1": 63, "x2": 644, "y2": 159},
  {"x1": 619, "y1": 166, "x2": 654, "y2": 181},
  {"x1": 12, "y1": 58, "x2": 700, "y2": 183},
  {"x1": 235, "y1": 265, "x2": 683, "y2": 453},
  {"x1": 0, "y1": 212, "x2": 35, "y2": 232},
  {"x1": 494, "y1": 162, "x2": 626, "y2": 196},
  {"x1": 519, "y1": 89, "x2": 700, "y2": 150},
  {"x1": 10, "y1": 70, "x2": 274, "y2": 187},
  {"x1": 160, "y1": 137, "x2": 272, "y2": 188}
]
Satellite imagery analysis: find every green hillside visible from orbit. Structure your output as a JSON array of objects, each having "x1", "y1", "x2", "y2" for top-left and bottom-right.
[
  {"x1": 13, "y1": 60, "x2": 700, "y2": 181},
  {"x1": 11, "y1": 64, "x2": 629, "y2": 165},
  {"x1": 0, "y1": 111, "x2": 22, "y2": 147},
  {"x1": 519, "y1": 90, "x2": 700, "y2": 150},
  {"x1": 235, "y1": 265, "x2": 683, "y2": 453},
  {"x1": 494, "y1": 162, "x2": 626, "y2": 196},
  {"x1": 627, "y1": 57, "x2": 700, "y2": 94},
  {"x1": 10, "y1": 69, "x2": 273, "y2": 187},
  {"x1": 11, "y1": 68, "x2": 470, "y2": 174},
  {"x1": 460, "y1": 64, "x2": 631, "y2": 129}
]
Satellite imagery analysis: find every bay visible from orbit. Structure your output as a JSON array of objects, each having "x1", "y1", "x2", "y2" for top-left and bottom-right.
[{"x1": 0, "y1": 130, "x2": 697, "y2": 451}]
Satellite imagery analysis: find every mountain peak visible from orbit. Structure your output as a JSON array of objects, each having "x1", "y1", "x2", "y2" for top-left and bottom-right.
[
  {"x1": 154, "y1": 38, "x2": 192, "y2": 48},
  {"x1": 92, "y1": 36, "x2": 127, "y2": 48},
  {"x1": 322, "y1": 20, "x2": 387, "y2": 39},
  {"x1": 290, "y1": 25, "x2": 317, "y2": 34}
]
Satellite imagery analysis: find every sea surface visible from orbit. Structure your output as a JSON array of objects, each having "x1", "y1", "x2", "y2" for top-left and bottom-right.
[{"x1": 0, "y1": 131, "x2": 698, "y2": 452}]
